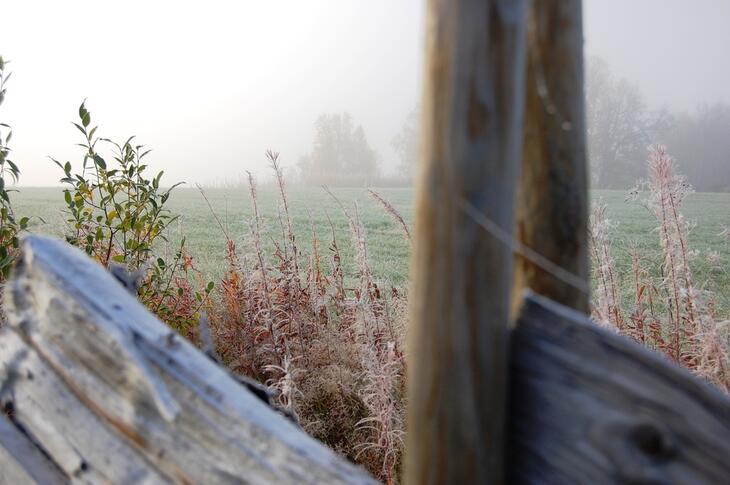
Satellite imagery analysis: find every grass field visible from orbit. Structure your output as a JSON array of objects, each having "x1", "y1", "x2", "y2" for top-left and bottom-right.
[
  {"x1": 10, "y1": 184, "x2": 730, "y2": 477},
  {"x1": 13, "y1": 186, "x2": 730, "y2": 313}
]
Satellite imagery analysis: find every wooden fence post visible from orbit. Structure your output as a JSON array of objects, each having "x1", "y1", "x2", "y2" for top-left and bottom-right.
[
  {"x1": 512, "y1": 0, "x2": 589, "y2": 313},
  {"x1": 405, "y1": 0, "x2": 528, "y2": 483}
]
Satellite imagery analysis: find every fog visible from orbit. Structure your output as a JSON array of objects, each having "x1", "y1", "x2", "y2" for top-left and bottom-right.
[
  {"x1": 1, "y1": 0, "x2": 729, "y2": 187},
  {"x1": 584, "y1": 0, "x2": 730, "y2": 112}
]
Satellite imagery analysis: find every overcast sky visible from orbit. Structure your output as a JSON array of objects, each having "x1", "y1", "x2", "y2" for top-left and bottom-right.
[{"x1": 2, "y1": 0, "x2": 729, "y2": 186}]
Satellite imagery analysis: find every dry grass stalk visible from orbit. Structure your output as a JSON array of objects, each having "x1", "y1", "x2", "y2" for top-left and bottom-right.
[
  {"x1": 368, "y1": 189, "x2": 412, "y2": 243},
  {"x1": 592, "y1": 145, "x2": 730, "y2": 391},
  {"x1": 721, "y1": 225, "x2": 730, "y2": 245},
  {"x1": 645, "y1": 145, "x2": 697, "y2": 361},
  {"x1": 189, "y1": 165, "x2": 406, "y2": 481},
  {"x1": 588, "y1": 203, "x2": 624, "y2": 329},
  {"x1": 324, "y1": 187, "x2": 405, "y2": 482},
  {"x1": 246, "y1": 170, "x2": 279, "y2": 364}
]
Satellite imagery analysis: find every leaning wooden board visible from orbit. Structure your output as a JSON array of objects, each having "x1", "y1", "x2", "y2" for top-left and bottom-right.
[
  {"x1": 0, "y1": 235, "x2": 375, "y2": 484},
  {"x1": 509, "y1": 292, "x2": 730, "y2": 484}
]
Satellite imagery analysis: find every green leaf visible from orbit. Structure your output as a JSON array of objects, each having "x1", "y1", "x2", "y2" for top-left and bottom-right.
[
  {"x1": 0, "y1": 253, "x2": 14, "y2": 273},
  {"x1": 82, "y1": 111, "x2": 91, "y2": 128},
  {"x1": 72, "y1": 122, "x2": 86, "y2": 136},
  {"x1": 93, "y1": 155, "x2": 106, "y2": 169},
  {"x1": 64, "y1": 191, "x2": 72, "y2": 205},
  {"x1": 6, "y1": 159, "x2": 19, "y2": 179},
  {"x1": 19, "y1": 217, "x2": 29, "y2": 229}
]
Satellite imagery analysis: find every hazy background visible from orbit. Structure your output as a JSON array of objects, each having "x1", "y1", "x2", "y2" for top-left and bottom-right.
[{"x1": 1, "y1": 0, "x2": 729, "y2": 187}]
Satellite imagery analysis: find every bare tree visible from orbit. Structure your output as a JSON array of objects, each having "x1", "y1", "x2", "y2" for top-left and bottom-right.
[{"x1": 586, "y1": 57, "x2": 654, "y2": 188}]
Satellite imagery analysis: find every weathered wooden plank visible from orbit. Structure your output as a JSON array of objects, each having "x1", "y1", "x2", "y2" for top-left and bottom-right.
[
  {"x1": 0, "y1": 235, "x2": 375, "y2": 485},
  {"x1": 0, "y1": 327, "x2": 169, "y2": 483},
  {"x1": 0, "y1": 413, "x2": 68, "y2": 484},
  {"x1": 512, "y1": 0, "x2": 589, "y2": 314},
  {"x1": 406, "y1": 0, "x2": 529, "y2": 483},
  {"x1": 509, "y1": 292, "x2": 730, "y2": 484}
]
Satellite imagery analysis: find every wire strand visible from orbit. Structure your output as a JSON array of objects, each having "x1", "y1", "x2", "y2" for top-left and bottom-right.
[{"x1": 461, "y1": 198, "x2": 590, "y2": 295}]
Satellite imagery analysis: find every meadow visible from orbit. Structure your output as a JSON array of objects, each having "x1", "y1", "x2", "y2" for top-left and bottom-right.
[
  {"x1": 10, "y1": 182, "x2": 730, "y2": 480},
  {"x1": 13, "y1": 185, "x2": 730, "y2": 313}
]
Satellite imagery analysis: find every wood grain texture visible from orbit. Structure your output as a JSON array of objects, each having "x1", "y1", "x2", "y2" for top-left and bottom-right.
[
  {"x1": 405, "y1": 0, "x2": 528, "y2": 483},
  {"x1": 512, "y1": 0, "x2": 589, "y2": 314},
  {"x1": 0, "y1": 235, "x2": 375, "y2": 485},
  {"x1": 0, "y1": 414, "x2": 68, "y2": 484},
  {"x1": 509, "y1": 292, "x2": 730, "y2": 484}
]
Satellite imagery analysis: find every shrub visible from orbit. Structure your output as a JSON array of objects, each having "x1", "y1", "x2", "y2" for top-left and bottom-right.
[
  {"x1": 52, "y1": 101, "x2": 182, "y2": 267},
  {"x1": 0, "y1": 56, "x2": 29, "y2": 281},
  {"x1": 53, "y1": 101, "x2": 212, "y2": 330}
]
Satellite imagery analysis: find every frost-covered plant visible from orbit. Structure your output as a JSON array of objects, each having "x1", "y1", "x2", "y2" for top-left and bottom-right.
[
  {"x1": 592, "y1": 145, "x2": 730, "y2": 391},
  {"x1": 588, "y1": 202, "x2": 623, "y2": 329},
  {"x1": 203, "y1": 157, "x2": 406, "y2": 481}
]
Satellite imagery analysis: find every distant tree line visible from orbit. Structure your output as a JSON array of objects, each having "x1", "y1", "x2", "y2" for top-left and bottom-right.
[
  {"x1": 656, "y1": 103, "x2": 730, "y2": 192},
  {"x1": 587, "y1": 56, "x2": 730, "y2": 191},
  {"x1": 297, "y1": 110, "x2": 419, "y2": 187},
  {"x1": 299, "y1": 59, "x2": 730, "y2": 191},
  {"x1": 298, "y1": 113, "x2": 379, "y2": 186}
]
